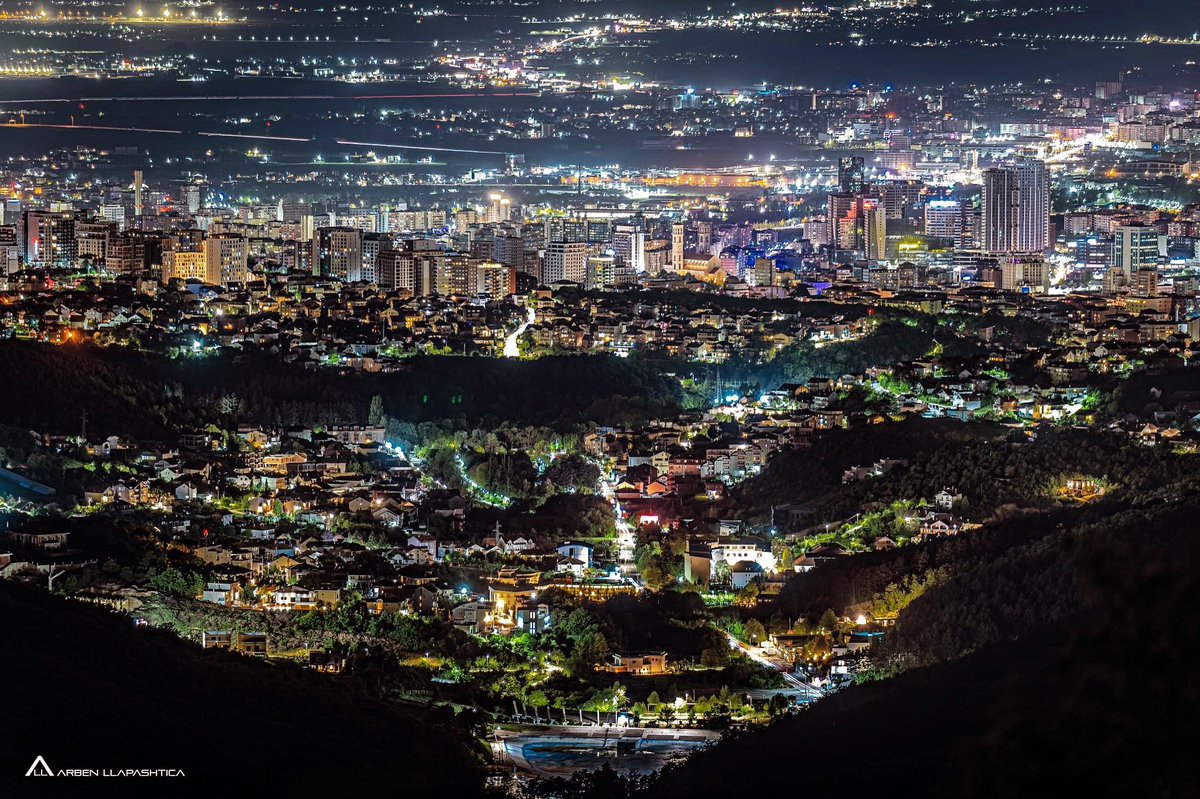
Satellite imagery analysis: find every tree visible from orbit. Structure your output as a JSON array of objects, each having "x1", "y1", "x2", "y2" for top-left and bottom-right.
[
  {"x1": 146, "y1": 566, "x2": 203, "y2": 598},
  {"x1": 369, "y1": 394, "x2": 383, "y2": 426},
  {"x1": 330, "y1": 592, "x2": 369, "y2": 635},
  {"x1": 568, "y1": 631, "x2": 610, "y2": 675},
  {"x1": 745, "y1": 619, "x2": 767, "y2": 645},
  {"x1": 819, "y1": 608, "x2": 840, "y2": 633},
  {"x1": 737, "y1": 581, "x2": 760, "y2": 603},
  {"x1": 635, "y1": 542, "x2": 676, "y2": 591},
  {"x1": 712, "y1": 559, "x2": 732, "y2": 586}
]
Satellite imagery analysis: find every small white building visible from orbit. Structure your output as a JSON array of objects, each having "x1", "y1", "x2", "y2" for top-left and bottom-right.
[{"x1": 556, "y1": 541, "x2": 593, "y2": 570}]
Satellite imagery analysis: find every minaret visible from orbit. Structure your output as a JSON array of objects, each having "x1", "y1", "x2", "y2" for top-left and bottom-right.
[{"x1": 133, "y1": 169, "x2": 144, "y2": 217}]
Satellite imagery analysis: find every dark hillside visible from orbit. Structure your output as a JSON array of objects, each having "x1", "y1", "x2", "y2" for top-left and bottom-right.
[{"x1": 0, "y1": 583, "x2": 486, "y2": 798}]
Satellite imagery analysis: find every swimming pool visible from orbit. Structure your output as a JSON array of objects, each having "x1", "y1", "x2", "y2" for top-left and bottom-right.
[{"x1": 506, "y1": 733, "x2": 713, "y2": 777}]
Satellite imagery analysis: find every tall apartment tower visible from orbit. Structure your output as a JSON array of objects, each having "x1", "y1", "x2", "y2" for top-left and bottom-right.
[
  {"x1": 360, "y1": 232, "x2": 393, "y2": 284},
  {"x1": 828, "y1": 193, "x2": 862, "y2": 254},
  {"x1": 982, "y1": 160, "x2": 1050, "y2": 254},
  {"x1": 863, "y1": 200, "x2": 887, "y2": 260},
  {"x1": 434, "y1": 253, "x2": 477, "y2": 296},
  {"x1": 203, "y1": 233, "x2": 248, "y2": 286},
  {"x1": 981, "y1": 168, "x2": 1019, "y2": 253},
  {"x1": 543, "y1": 240, "x2": 588, "y2": 285},
  {"x1": 313, "y1": 226, "x2": 363, "y2": 281},
  {"x1": 492, "y1": 233, "x2": 524, "y2": 271},
  {"x1": 377, "y1": 248, "x2": 416, "y2": 293},
  {"x1": 838, "y1": 156, "x2": 865, "y2": 194},
  {"x1": 924, "y1": 200, "x2": 962, "y2": 240},
  {"x1": 613, "y1": 219, "x2": 646, "y2": 273},
  {"x1": 1114, "y1": 224, "x2": 1162, "y2": 294},
  {"x1": 278, "y1": 200, "x2": 312, "y2": 223},
  {"x1": 183, "y1": 185, "x2": 202, "y2": 215},
  {"x1": 22, "y1": 210, "x2": 75, "y2": 268},
  {"x1": 1015, "y1": 158, "x2": 1050, "y2": 252}
]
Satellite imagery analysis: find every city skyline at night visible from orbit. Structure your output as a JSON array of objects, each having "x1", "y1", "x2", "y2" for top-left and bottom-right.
[{"x1": 0, "y1": 2, "x2": 1196, "y2": 797}]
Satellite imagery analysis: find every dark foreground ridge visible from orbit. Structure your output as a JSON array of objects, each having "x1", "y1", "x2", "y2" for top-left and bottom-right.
[{"x1": 0, "y1": 582, "x2": 487, "y2": 798}]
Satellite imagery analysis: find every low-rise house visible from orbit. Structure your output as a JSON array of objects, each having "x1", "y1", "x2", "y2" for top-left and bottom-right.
[
  {"x1": 6, "y1": 531, "x2": 70, "y2": 551},
  {"x1": 933, "y1": 488, "x2": 963, "y2": 510},
  {"x1": 202, "y1": 580, "x2": 240, "y2": 606},
  {"x1": 237, "y1": 632, "x2": 269, "y2": 656},
  {"x1": 268, "y1": 585, "x2": 317, "y2": 611},
  {"x1": 600, "y1": 652, "x2": 669, "y2": 675},
  {"x1": 308, "y1": 650, "x2": 346, "y2": 674},
  {"x1": 729, "y1": 559, "x2": 765, "y2": 589},
  {"x1": 451, "y1": 600, "x2": 494, "y2": 635}
]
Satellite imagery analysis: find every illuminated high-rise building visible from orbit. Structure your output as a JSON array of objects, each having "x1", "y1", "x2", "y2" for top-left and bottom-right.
[
  {"x1": 838, "y1": 156, "x2": 865, "y2": 194},
  {"x1": 2, "y1": 198, "x2": 20, "y2": 227},
  {"x1": 543, "y1": 240, "x2": 588, "y2": 285},
  {"x1": 1015, "y1": 158, "x2": 1050, "y2": 252},
  {"x1": 753, "y1": 257, "x2": 775, "y2": 287},
  {"x1": 361, "y1": 232, "x2": 392, "y2": 284},
  {"x1": 1114, "y1": 224, "x2": 1162, "y2": 294},
  {"x1": 22, "y1": 210, "x2": 75, "y2": 268},
  {"x1": 492, "y1": 233, "x2": 524, "y2": 271},
  {"x1": 0, "y1": 225, "x2": 18, "y2": 275},
  {"x1": 476, "y1": 261, "x2": 516, "y2": 299},
  {"x1": 163, "y1": 249, "x2": 208, "y2": 283},
  {"x1": 983, "y1": 160, "x2": 1049, "y2": 254},
  {"x1": 183, "y1": 185, "x2": 203, "y2": 215},
  {"x1": 488, "y1": 193, "x2": 512, "y2": 224},
  {"x1": 74, "y1": 221, "x2": 117, "y2": 270},
  {"x1": 435, "y1": 253, "x2": 477, "y2": 296},
  {"x1": 203, "y1": 233, "x2": 248, "y2": 286},
  {"x1": 864, "y1": 200, "x2": 887, "y2": 260},
  {"x1": 613, "y1": 218, "x2": 646, "y2": 272},
  {"x1": 828, "y1": 193, "x2": 862, "y2": 254},
  {"x1": 998, "y1": 253, "x2": 1049, "y2": 293},
  {"x1": 377, "y1": 248, "x2": 416, "y2": 293},
  {"x1": 278, "y1": 200, "x2": 312, "y2": 223},
  {"x1": 981, "y1": 168, "x2": 1019, "y2": 253},
  {"x1": 924, "y1": 200, "x2": 962, "y2": 240},
  {"x1": 313, "y1": 226, "x2": 363, "y2": 281}
]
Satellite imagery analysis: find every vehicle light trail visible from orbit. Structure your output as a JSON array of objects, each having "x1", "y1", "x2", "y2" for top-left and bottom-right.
[
  {"x1": 0, "y1": 123, "x2": 310, "y2": 142},
  {"x1": 336, "y1": 139, "x2": 507, "y2": 155},
  {"x1": 0, "y1": 122, "x2": 182, "y2": 134},
  {"x1": 198, "y1": 131, "x2": 312, "y2": 142}
]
